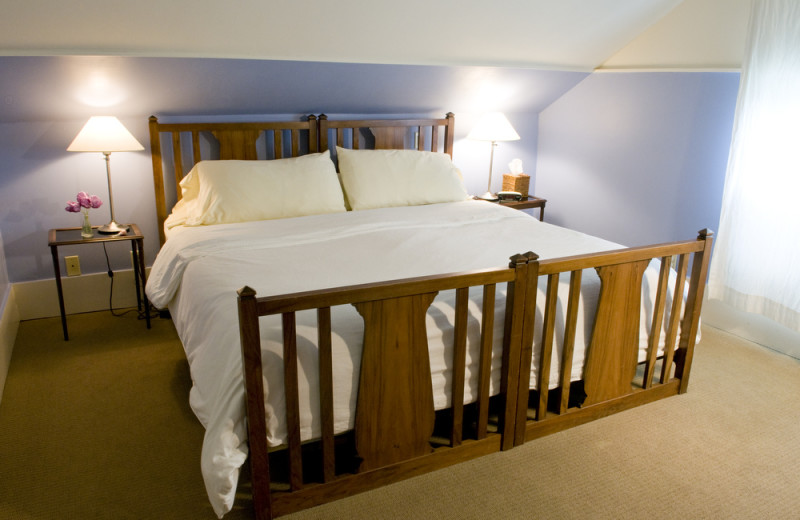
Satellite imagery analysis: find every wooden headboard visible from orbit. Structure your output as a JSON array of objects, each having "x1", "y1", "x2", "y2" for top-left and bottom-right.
[
  {"x1": 149, "y1": 113, "x2": 456, "y2": 246},
  {"x1": 148, "y1": 115, "x2": 319, "y2": 245},
  {"x1": 319, "y1": 113, "x2": 454, "y2": 160}
]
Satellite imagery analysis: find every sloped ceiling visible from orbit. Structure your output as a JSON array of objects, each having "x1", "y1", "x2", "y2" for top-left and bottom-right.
[
  {"x1": 601, "y1": 0, "x2": 750, "y2": 69},
  {"x1": 1, "y1": 0, "x2": 689, "y2": 70}
]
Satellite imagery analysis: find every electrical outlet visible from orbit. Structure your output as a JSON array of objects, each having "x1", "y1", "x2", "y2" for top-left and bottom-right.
[{"x1": 65, "y1": 255, "x2": 81, "y2": 277}]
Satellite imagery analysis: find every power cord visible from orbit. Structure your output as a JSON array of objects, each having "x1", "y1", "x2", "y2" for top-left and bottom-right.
[{"x1": 102, "y1": 242, "x2": 158, "y2": 321}]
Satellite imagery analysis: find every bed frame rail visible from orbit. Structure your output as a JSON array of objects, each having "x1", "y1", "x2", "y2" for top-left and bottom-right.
[
  {"x1": 237, "y1": 254, "x2": 537, "y2": 519},
  {"x1": 514, "y1": 229, "x2": 713, "y2": 445}
]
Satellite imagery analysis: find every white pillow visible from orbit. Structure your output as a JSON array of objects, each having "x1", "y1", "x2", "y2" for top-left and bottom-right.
[
  {"x1": 165, "y1": 152, "x2": 346, "y2": 228},
  {"x1": 336, "y1": 147, "x2": 470, "y2": 210}
]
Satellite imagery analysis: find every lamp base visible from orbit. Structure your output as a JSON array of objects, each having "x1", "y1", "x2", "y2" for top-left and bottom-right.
[
  {"x1": 98, "y1": 221, "x2": 129, "y2": 235},
  {"x1": 478, "y1": 191, "x2": 499, "y2": 202}
]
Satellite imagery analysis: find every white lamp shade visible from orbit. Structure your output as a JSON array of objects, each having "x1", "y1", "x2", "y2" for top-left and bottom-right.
[
  {"x1": 467, "y1": 112, "x2": 520, "y2": 142},
  {"x1": 67, "y1": 116, "x2": 144, "y2": 153}
]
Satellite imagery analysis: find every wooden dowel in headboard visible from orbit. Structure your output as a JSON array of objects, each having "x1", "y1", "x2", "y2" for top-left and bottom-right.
[
  {"x1": 290, "y1": 129, "x2": 299, "y2": 157},
  {"x1": 191, "y1": 131, "x2": 201, "y2": 165},
  {"x1": 172, "y1": 132, "x2": 184, "y2": 201},
  {"x1": 273, "y1": 130, "x2": 283, "y2": 159}
]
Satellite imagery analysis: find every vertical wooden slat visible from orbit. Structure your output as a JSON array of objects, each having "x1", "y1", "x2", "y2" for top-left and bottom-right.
[
  {"x1": 431, "y1": 126, "x2": 440, "y2": 153},
  {"x1": 282, "y1": 312, "x2": 303, "y2": 490},
  {"x1": 372, "y1": 127, "x2": 407, "y2": 149},
  {"x1": 274, "y1": 130, "x2": 284, "y2": 159},
  {"x1": 237, "y1": 287, "x2": 273, "y2": 520},
  {"x1": 171, "y1": 132, "x2": 184, "y2": 199},
  {"x1": 290, "y1": 129, "x2": 300, "y2": 158},
  {"x1": 317, "y1": 307, "x2": 335, "y2": 483},
  {"x1": 558, "y1": 270, "x2": 582, "y2": 413},
  {"x1": 191, "y1": 131, "x2": 201, "y2": 165},
  {"x1": 475, "y1": 284, "x2": 495, "y2": 439},
  {"x1": 643, "y1": 257, "x2": 671, "y2": 388},
  {"x1": 582, "y1": 260, "x2": 650, "y2": 406},
  {"x1": 660, "y1": 254, "x2": 688, "y2": 383},
  {"x1": 353, "y1": 293, "x2": 437, "y2": 470},
  {"x1": 450, "y1": 287, "x2": 469, "y2": 447},
  {"x1": 536, "y1": 274, "x2": 559, "y2": 421},
  {"x1": 337, "y1": 129, "x2": 345, "y2": 148}
]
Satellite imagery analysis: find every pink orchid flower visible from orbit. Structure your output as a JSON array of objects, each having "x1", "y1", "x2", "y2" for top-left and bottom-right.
[
  {"x1": 77, "y1": 191, "x2": 92, "y2": 209},
  {"x1": 65, "y1": 192, "x2": 103, "y2": 213}
]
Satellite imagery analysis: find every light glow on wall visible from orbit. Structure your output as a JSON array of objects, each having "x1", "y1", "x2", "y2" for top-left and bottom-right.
[{"x1": 74, "y1": 71, "x2": 127, "y2": 108}]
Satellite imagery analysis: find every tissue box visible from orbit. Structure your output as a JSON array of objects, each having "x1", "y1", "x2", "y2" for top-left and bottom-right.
[{"x1": 502, "y1": 173, "x2": 530, "y2": 197}]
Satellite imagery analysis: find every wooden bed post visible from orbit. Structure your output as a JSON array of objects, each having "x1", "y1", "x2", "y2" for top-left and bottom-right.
[
  {"x1": 513, "y1": 252, "x2": 539, "y2": 446},
  {"x1": 148, "y1": 116, "x2": 168, "y2": 246},
  {"x1": 675, "y1": 229, "x2": 714, "y2": 393},
  {"x1": 237, "y1": 286, "x2": 273, "y2": 520},
  {"x1": 444, "y1": 112, "x2": 455, "y2": 158},
  {"x1": 501, "y1": 252, "x2": 537, "y2": 450}
]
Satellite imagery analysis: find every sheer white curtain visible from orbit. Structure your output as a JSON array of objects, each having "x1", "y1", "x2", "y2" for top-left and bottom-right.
[{"x1": 708, "y1": 0, "x2": 800, "y2": 334}]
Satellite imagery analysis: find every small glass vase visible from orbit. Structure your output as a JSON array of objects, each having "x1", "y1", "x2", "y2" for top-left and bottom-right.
[{"x1": 81, "y1": 212, "x2": 93, "y2": 238}]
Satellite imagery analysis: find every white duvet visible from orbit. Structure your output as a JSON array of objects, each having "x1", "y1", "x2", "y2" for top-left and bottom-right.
[{"x1": 146, "y1": 200, "x2": 676, "y2": 518}]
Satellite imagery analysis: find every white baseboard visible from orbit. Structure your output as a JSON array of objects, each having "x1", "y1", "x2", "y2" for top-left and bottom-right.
[
  {"x1": 703, "y1": 297, "x2": 800, "y2": 360},
  {"x1": 14, "y1": 268, "x2": 150, "y2": 321},
  {"x1": 0, "y1": 286, "x2": 21, "y2": 406}
]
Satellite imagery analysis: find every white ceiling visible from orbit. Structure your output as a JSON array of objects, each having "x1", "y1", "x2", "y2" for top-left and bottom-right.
[{"x1": 0, "y1": 0, "x2": 749, "y2": 70}]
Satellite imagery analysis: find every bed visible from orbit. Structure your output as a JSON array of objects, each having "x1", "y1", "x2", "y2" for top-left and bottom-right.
[{"x1": 145, "y1": 113, "x2": 712, "y2": 519}]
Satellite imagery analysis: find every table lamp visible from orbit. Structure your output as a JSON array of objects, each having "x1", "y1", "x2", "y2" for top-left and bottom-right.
[
  {"x1": 467, "y1": 112, "x2": 520, "y2": 201},
  {"x1": 67, "y1": 116, "x2": 144, "y2": 234}
]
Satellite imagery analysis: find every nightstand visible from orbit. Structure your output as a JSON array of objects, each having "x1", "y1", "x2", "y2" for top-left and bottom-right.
[
  {"x1": 48, "y1": 224, "x2": 151, "y2": 340},
  {"x1": 495, "y1": 196, "x2": 547, "y2": 221}
]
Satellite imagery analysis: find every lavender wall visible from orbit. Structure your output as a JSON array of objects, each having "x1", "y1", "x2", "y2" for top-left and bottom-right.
[
  {"x1": 536, "y1": 71, "x2": 740, "y2": 247},
  {"x1": 0, "y1": 231, "x2": 8, "y2": 307},
  {"x1": 0, "y1": 56, "x2": 585, "y2": 283},
  {"x1": 0, "y1": 58, "x2": 741, "y2": 284}
]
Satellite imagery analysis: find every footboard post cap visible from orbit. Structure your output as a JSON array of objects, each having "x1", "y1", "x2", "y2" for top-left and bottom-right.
[{"x1": 238, "y1": 286, "x2": 257, "y2": 298}]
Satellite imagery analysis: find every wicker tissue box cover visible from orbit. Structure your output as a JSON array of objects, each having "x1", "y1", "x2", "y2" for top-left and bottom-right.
[{"x1": 502, "y1": 174, "x2": 529, "y2": 197}]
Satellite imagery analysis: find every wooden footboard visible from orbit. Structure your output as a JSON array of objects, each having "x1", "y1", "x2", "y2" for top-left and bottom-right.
[
  {"x1": 238, "y1": 234, "x2": 712, "y2": 519},
  {"x1": 513, "y1": 229, "x2": 713, "y2": 445},
  {"x1": 237, "y1": 254, "x2": 537, "y2": 519}
]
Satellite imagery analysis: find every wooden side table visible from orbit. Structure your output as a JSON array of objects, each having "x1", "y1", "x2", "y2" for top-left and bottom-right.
[
  {"x1": 496, "y1": 196, "x2": 547, "y2": 221},
  {"x1": 48, "y1": 223, "x2": 151, "y2": 340}
]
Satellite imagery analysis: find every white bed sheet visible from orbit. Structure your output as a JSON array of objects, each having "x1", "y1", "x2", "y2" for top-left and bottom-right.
[{"x1": 146, "y1": 200, "x2": 678, "y2": 518}]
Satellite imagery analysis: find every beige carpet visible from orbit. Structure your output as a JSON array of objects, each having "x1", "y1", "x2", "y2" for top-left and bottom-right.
[{"x1": 1, "y1": 311, "x2": 798, "y2": 519}]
